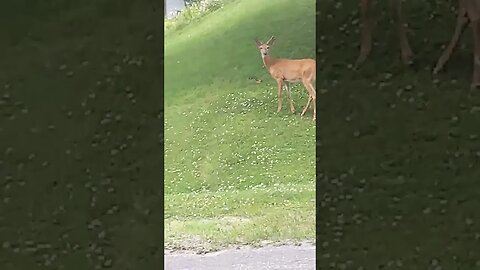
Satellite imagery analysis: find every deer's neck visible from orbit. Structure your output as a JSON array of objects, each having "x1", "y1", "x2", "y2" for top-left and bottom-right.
[{"x1": 262, "y1": 54, "x2": 275, "y2": 69}]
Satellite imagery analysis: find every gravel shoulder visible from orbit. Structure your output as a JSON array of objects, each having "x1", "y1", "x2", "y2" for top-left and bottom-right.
[{"x1": 165, "y1": 243, "x2": 316, "y2": 270}]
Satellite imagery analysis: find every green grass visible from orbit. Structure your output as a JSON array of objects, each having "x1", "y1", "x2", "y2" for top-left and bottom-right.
[
  {"x1": 0, "y1": 1, "x2": 162, "y2": 269},
  {"x1": 165, "y1": 0, "x2": 316, "y2": 252},
  {"x1": 319, "y1": 0, "x2": 480, "y2": 268}
]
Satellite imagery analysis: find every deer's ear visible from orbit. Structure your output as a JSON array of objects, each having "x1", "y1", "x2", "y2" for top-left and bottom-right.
[
  {"x1": 266, "y1": 36, "x2": 276, "y2": 46},
  {"x1": 254, "y1": 38, "x2": 262, "y2": 47}
]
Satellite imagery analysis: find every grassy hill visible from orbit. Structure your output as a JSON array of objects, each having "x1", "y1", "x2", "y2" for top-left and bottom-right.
[
  {"x1": 164, "y1": 0, "x2": 316, "y2": 252},
  {"x1": 319, "y1": 0, "x2": 480, "y2": 268},
  {"x1": 0, "y1": 1, "x2": 162, "y2": 269}
]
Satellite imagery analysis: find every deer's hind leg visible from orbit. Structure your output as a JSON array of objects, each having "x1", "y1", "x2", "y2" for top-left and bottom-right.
[
  {"x1": 391, "y1": 0, "x2": 413, "y2": 64},
  {"x1": 465, "y1": 0, "x2": 480, "y2": 88},
  {"x1": 301, "y1": 96, "x2": 312, "y2": 118},
  {"x1": 433, "y1": 2, "x2": 469, "y2": 74},
  {"x1": 471, "y1": 19, "x2": 480, "y2": 88},
  {"x1": 307, "y1": 81, "x2": 316, "y2": 121},
  {"x1": 301, "y1": 78, "x2": 316, "y2": 120}
]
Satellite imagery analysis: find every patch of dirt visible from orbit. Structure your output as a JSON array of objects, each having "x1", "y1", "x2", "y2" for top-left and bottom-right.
[
  {"x1": 165, "y1": 238, "x2": 315, "y2": 255},
  {"x1": 165, "y1": 235, "x2": 215, "y2": 254}
]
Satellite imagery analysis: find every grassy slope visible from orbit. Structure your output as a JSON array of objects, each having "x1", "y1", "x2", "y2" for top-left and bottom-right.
[
  {"x1": 164, "y1": 0, "x2": 316, "y2": 252},
  {"x1": 0, "y1": 1, "x2": 162, "y2": 269},
  {"x1": 319, "y1": 0, "x2": 480, "y2": 268}
]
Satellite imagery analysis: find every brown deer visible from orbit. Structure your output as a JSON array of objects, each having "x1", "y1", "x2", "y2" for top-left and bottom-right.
[
  {"x1": 255, "y1": 36, "x2": 316, "y2": 120},
  {"x1": 357, "y1": 0, "x2": 480, "y2": 88}
]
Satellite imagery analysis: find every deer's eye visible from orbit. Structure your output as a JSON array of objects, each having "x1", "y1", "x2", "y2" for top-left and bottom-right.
[{"x1": 266, "y1": 46, "x2": 269, "y2": 49}]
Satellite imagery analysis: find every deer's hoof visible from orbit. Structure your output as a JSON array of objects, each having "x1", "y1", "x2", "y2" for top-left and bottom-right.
[
  {"x1": 470, "y1": 83, "x2": 480, "y2": 90},
  {"x1": 401, "y1": 52, "x2": 414, "y2": 66},
  {"x1": 355, "y1": 54, "x2": 368, "y2": 68}
]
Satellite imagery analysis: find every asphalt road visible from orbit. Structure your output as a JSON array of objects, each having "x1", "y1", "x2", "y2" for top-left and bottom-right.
[{"x1": 165, "y1": 244, "x2": 316, "y2": 270}]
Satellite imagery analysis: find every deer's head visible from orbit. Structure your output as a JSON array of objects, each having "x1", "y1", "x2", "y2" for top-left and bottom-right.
[{"x1": 255, "y1": 36, "x2": 276, "y2": 57}]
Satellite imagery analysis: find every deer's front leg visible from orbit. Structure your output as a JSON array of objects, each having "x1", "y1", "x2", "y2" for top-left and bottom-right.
[
  {"x1": 356, "y1": 0, "x2": 374, "y2": 67},
  {"x1": 276, "y1": 79, "x2": 283, "y2": 112}
]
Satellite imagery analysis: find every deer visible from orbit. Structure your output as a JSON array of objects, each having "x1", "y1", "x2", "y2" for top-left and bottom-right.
[
  {"x1": 356, "y1": 0, "x2": 480, "y2": 88},
  {"x1": 254, "y1": 36, "x2": 316, "y2": 121}
]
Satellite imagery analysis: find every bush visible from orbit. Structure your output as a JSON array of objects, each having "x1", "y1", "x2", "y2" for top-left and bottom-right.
[{"x1": 165, "y1": 0, "x2": 225, "y2": 32}]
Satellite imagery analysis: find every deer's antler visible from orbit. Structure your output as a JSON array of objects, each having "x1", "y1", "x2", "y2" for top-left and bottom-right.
[{"x1": 266, "y1": 36, "x2": 276, "y2": 45}]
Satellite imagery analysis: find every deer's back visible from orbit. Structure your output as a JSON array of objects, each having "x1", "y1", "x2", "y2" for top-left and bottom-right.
[{"x1": 269, "y1": 58, "x2": 315, "y2": 82}]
